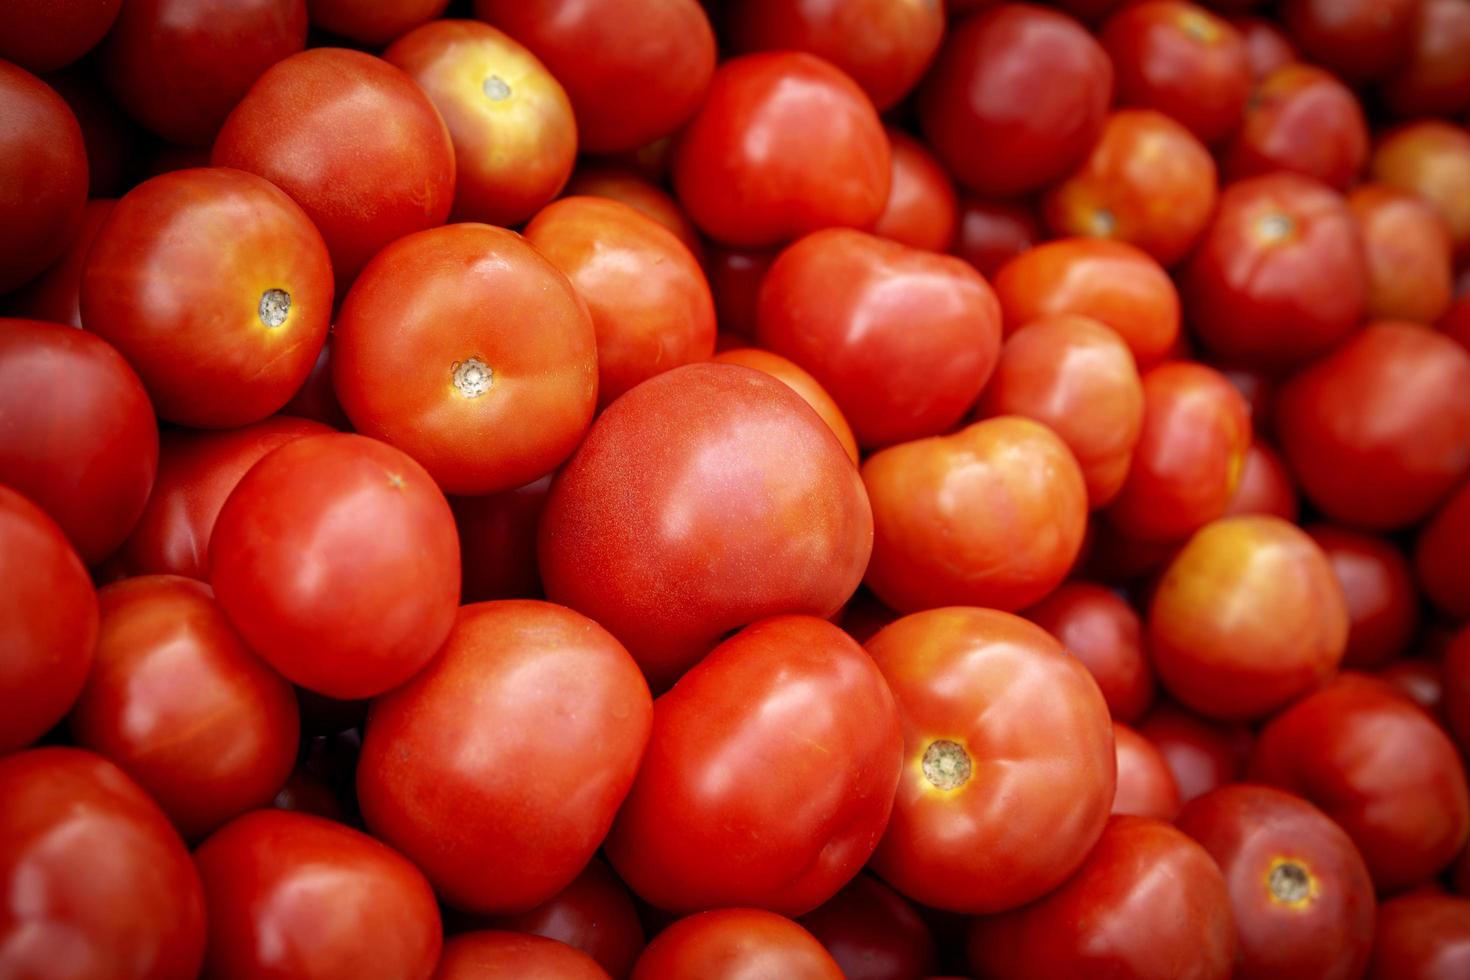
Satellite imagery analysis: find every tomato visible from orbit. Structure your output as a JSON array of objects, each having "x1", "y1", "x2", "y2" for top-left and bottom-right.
[
  {"x1": 1250, "y1": 673, "x2": 1470, "y2": 892},
  {"x1": 1223, "y1": 441, "x2": 1299, "y2": 520},
  {"x1": 473, "y1": 0, "x2": 715, "y2": 154},
  {"x1": 872, "y1": 128, "x2": 958, "y2": 254},
  {"x1": 1443, "y1": 630, "x2": 1470, "y2": 759},
  {"x1": 797, "y1": 875, "x2": 937, "y2": 980},
  {"x1": 1276, "y1": 322, "x2": 1470, "y2": 529},
  {"x1": 41, "y1": 67, "x2": 138, "y2": 198},
  {"x1": 1418, "y1": 480, "x2": 1470, "y2": 619},
  {"x1": 384, "y1": 20, "x2": 575, "y2": 227},
  {"x1": 606, "y1": 616, "x2": 901, "y2": 915},
  {"x1": 671, "y1": 52, "x2": 889, "y2": 247},
  {"x1": 1137, "y1": 703, "x2": 1251, "y2": 803},
  {"x1": 951, "y1": 196, "x2": 1043, "y2": 279},
  {"x1": 866, "y1": 609, "x2": 1114, "y2": 913},
  {"x1": 451, "y1": 475, "x2": 551, "y2": 603},
  {"x1": 710, "y1": 348, "x2": 860, "y2": 464},
  {"x1": 212, "y1": 48, "x2": 455, "y2": 287},
  {"x1": 539, "y1": 363, "x2": 872, "y2": 689},
  {"x1": 272, "y1": 765, "x2": 345, "y2": 822},
  {"x1": 1280, "y1": 0, "x2": 1417, "y2": 82},
  {"x1": 1378, "y1": 658, "x2": 1445, "y2": 719},
  {"x1": 210, "y1": 433, "x2": 460, "y2": 699},
  {"x1": 1351, "y1": 182, "x2": 1455, "y2": 325},
  {"x1": 630, "y1": 909, "x2": 842, "y2": 980},
  {"x1": 1308, "y1": 524, "x2": 1420, "y2": 668},
  {"x1": 333, "y1": 223, "x2": 597, "y2": 494},
  {"x1": 1113, "y1": 721, "x2": 1182, "y2": 819},
  {"x1": 863, "y1": 417, "x2": 1088, "y2": 613},
  {"x1": 195, "y1": 809, "x2": 441, "y2": 980},
  {"x1": 967, "y1": 815, "x2": 1235, "y2": 980},
  {"x1": 1367, "y1": 892, "x2": 1470, "y2": 979},
  {"x1": 1230, "y1": 14, "x2": 1300, "y2": 78},
  {"x1": 975, "y1": 314, "x2": 1144, "y2": 507},
  {"x1": 1225, "y1": 64, "x2": 1369, "y2": 192},
  {"x1": 1024, "y1": 582, "x2": 1154, "y2": 722},
  {"x1": 0, "y1": 0, "x2": 121, "y2": 73},
  {"x1": 1176, "y1": 784, "x2": 1376, "y2": 980},
  {"x1": 1371, "y1": 121, "x2": 1470, "y2": 264},
  {"x1": 434, "y1": 932, "x2": 610, "y2": 980},
  {"x1": 919, "y1": 5, "x2": 1111, "y2": 197},
  {"x1": 0, "y1": 748, "x2": 205, "y2": 979},
  {"x1": 1382, "y1": 0, "x2": 1470, "y2": 118},
  {"x1": 3, "y1": 197, "x2": 115, "y2": 328},
  {"x1": 1443, "y1": 295, "x2": 1470, "y2": 352},
  {"x1": 704, "y1": 244, "x2": 776, "y2": 339},
  {"x1": 308, "y1": 0, "x2": 449, "y2": 46},
  {"x1": 564, "y1": 164, "x2": 705, "y2": 263},
  {"x1": 486, "y1": 858, "x2": 644, "y2": 979}
]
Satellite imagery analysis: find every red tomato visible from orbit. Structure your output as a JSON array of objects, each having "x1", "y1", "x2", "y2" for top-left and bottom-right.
[
  {"x1": 866, "y1": 609, "x2": 1114, "y2": 913},
  {"x1": 211, "y1": 48, "x2": 455, "y2": 287},
  {"x1": 797, "y1": 875, "x2": 938, "y2": 980},
  {"x1": 1223, "y1": 441, "x2": 1300, "y2": 520},
  {"x1": 36, "y1": 67, "x2": 137, "y2": 198},
  {"x1": 756, "y1": 228, "x2": 1001, "y2": 449},
  {"x1": 1379, "y1": 657, "x2": 1445, "y2": 720},
  {"x1": 710, "y1": 348, "x2": 860, "y2": 464},
  {"x1": 1367, "y1": 892, "x2": 1470, "y2": 979},
  {"x1": 967, "y1": 815, "x2": 1235, "y2": 980},
  {"x1": 872, "y1": 128, "x2": 958, "y2": 254},
  {"x1": 333, "y1": 223, "x2": 597, "y2": 495},
  {"x1": 4, "y1": 197, "x2": 115, "y2": 328},
  {"x1": 919, "y1": 5, "x2": 1111, "y2": 197},
  {"x1": 1308, "y1": 524, "x2": 1421, "y2": 667},
  {"x1": 451, "y1": 476, "x2": 551, "y2": 604},
  {"x1": 1418, "y1": 480, "x2": 1470, "y2": 619},
  {"x1": 1382, "y1": 0, "x2": 1470, "y2": 118},
  {"x1": 0, "y1": 0, "x2": 121, "y2": 73},
  {"x1": 0, "y1": 748, "x2": 205, "y2": 979},
  {"x1": 564, "y1": 164, "x2": 705, "y2": 263},
  {"x1": 539, "y1": 363, "x2": 872, "y2": 689},
  {"x1": 1177, "y1": 784, "x2": 1376, "y2": 980},
  {"x1": 1231, "y1": 14, "x2": 1301, "y2": 78},
  {"x1": 1442, "y1": 294, "x2": 1470, "y2": 352},
  {"x1": 703, "y1": 244, "x2": 776, "y2": 339},
  {"x1": 486, "y1": 858, "x2": 644, "y2": 979},
  {"x1": 209, "y1": 433, "x2": 461, "y2": 699},
  {"x1": 1443, "y1": 630, "x2": 1470, "y2": 759},
  {"x1": 306, "y1": 0, "x2": 449, "y2": 45},
  {"x1": 1223, "y1": 64, "x2": 1369, "y2": 191},
  {"x1": 1113, "y1": 721, "x2": 1182, "y2": 819},
  {"x1": 1024, "y1": 582, "x2": 1154, "y2": 722},
  {"x1": 195, "y1": 809, "x2": 441, "y2": 980},
  {"x1": 630, "y1": 909, "x2": 842, "y2": 980},
  {"x1": 434, "y1": 932, "x2": 610, "y2": 980},
  {"x1": 1137, "y1": 703, "x2": 1251, "y2": 803},
  {"x1": 1281, "y1": 0, "x2": 1418, "y2": 82},
  {"x1": 1371, "y1": 121, "x2": 1470, "y2": 263},
  {"x1": 272, "y1": 765, "x2": 345, "y2": 822},
  {"x1": 1351, "y1": 182, "x2": 1455, "y2": 326},
  {"x1": 951, "y1": 195, "x2": 1043, "y2": 279}
]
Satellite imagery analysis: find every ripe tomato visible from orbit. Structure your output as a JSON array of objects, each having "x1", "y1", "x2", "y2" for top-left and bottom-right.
[
  {"x1": 486, "y1": 858, "x2": 644, "y2": 979},
  {"x1": 451, "y1": 475, "x2": 551, "y2": 603},
  {"x1": 1381, "y1": 0, "x2": 1470, "y2": 118},
  {"x1": 1113, "y1": 721, "x2": 1182, "y2": 819},
  {"x1": 630, "y1": 909, "x2": 842, "y2": 980},
  {"x1": 797, "y1": 875, "x2": 937, "y2": 980},
  {"x1": 564, "y1": 164, "x2": 704, "y2": 262},
  {"x1": 307, "y1": 0, "x2": 448, "y2": 44},
  {"x1": 434, "y1": 932, "x2": 610, "y2": 980},
  {"x1": 1378, "y1": 657, "x2": 1445, "y2": 721},
  {"x1": 1281, "y1": 0, "x2": 1418, "y2": 82},
  {"x1": 872, "y1": 128, "x2": 958, "y2": 254},
  {"x1": 1223, "y1": 64, "x2": 1369, "y2": 191},
  {"x1": 1025, "y1": 582, "x2": 1154, "y2": 722},
  {"x1": 1366, "y1": 892, "x2": 1470, "y2": 979},
  {"x1": 0, "y1": 0, "x2": 121, "y2": 73},
  {"x1": 952, "y1": 196, "x2": 1043, "y2": 279},
  {"x1": 4, "y1": 197, "x2": 115, "y2": 328},
  {"x1": 1231, "y1": 14, "x2": 1300, "y2": 79},
  {"x1": 1308, "y1": 524, "x2": 1420, "y2": 667},
  {"x1": 710, "y1": 348, "x2": 860, "y2": 464},
  {"x1": 1418, "y1": 480, "x2": 1470, "y2": 618},
  {"x1": 1371, "y1": 121, "x2": 1470, "y2": 263},
  {"x1": 1443, "y1": 630, "x2": 1470, "y2": 759},
  {"x1": 703, "y1": 244, "x2": 776, "y2": 339},
  {"x1": 1137, "y1": 703, "x2": 1251, "y2": 804},
  {"x1": 1351, "y1": 183, "x2": 1455, "y2": 325},
  {"x1": 1223, "y1": 441, "x2": 1300, "y2": 520},
  {"x1": 866, "y1": 609, "x2": 1114, "y2": 913}
]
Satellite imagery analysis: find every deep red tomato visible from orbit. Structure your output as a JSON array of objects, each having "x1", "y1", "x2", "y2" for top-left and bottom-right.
[
  {"x1": 0, "y1": 748, "x2": 205, "y2": 979},
  {"x1": 1308, "y1": 524, "x2": 1420, "y2": 667},
  {"x1": 209, "y1": 433, "x2": 461, "y2": 699},
  {"x1": 1276, "y1": 321, "x2": 1470, "y2": 529},
  {"x1": 866, "y1": 609, "x2": 1114, "y2": 913},
  {"x1": 1223, "y1": 64, "x2": 1369, "y2": 191},
  {"x1": 3, "y1": 197, "x2": 114, "y2": 328},
  {"x1": 1024, "y1": 581, "x2": 1154, "y2": 722},
  {"x1": 1230, "y1": 14, "x2": 1300, "y2": 78},
  {"x1": 951, "y1": 195, "x2": 1042, "y2": 280},
  {"x1": 434, "y1": 932, "x2": 610, "y2": 980},
  {"x1": 1137, "y1": 703, "x2": 1251, "y2": 803},
  {"x1": 1378, "y1": 657, "x2": 1445, "y2": 720},
  {"x1": 451, "y1": 475, "x2": 551, "y2": 603},
  {"x1": 919, "y1": 5, "x2": 1111, "y2": 197},
  {"x1": 211, "y1": 47, "x2": 455, "y2": 287},
  {"x1": 1354, "y1": 182, "x2": 1456, "y2": 324},
  {"x1": 333, "y1": 223, "x2": 597, "y2": 495},
  {"x1": 195, "y1": 809, "x2": 441, "y2": 980},
  {"x1": 967, "y1": 815, "x2": 1235, "y2": 980},
  {"x1": 0, "y1": 0, "x2": 121, "y2": 73},
  {"x1": 710, "y1": 348, "x2": 860, "y2": 464},
  {"x1": 272, "y1": 765, "x2": 345, "y2": 822},
  {"x1": 1281, "y1": 0, "x2": 1418, "y2": 82},
  {"x1": 486, "y1": 858, "x2": 644, "y2": 979},
  {"x1": 1443, "y1": 630, "x2": 1470, "y2": 760},
  {"x1": 1177, "y1": 784, "x2": 1376, "y2": 980},
  {"x1": 1382, "y1": 0, "x2": 1470, "y2": 118},
  {"x1": 1113, "y1": 721, "x2": 1182, "y2": 819},
  {"x1": 703, "y1": 243, "x2": 776, "y2": 339},
  {"x1": 872, "y1": 128, "x2": 958, "y2": 254},
  {"x1": 1418, "y1": 480, "x2": 1470, "y2": 618},
  {"x1": 1223, "y1": 440, "x2": 1300, "y2": 520},
  {"x1": 306, "y1": 0, "x2": 449, "y2": 45},
  {"x1": 36, "y1": 66, "x2": 137, "y2": 197},
  {"x1": 1371, "y1": 121, "x2": 1470, "y2": 263},
  {"x1": 797, "y1": 875, "x2": 937, "y2": 980},
  {"x1": 630, "y1": 909, "x2": 842, "y2": 980},
  {"x1": 1367, "y1": 892, "x2": 1470, "y2": 979}
]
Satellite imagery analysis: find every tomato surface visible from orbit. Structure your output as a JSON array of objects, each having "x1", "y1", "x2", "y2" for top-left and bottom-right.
[
  {"x1": 1371, "y1": 121, "x2": 1470, "y2": 263},
  {"x1": 4, "y1": 197, "x2": 115, "y2": 329},
  {"x1": 797, "y1": 875, "x2": 938, "y2": 980},
  {"x1": 1418, "y1": 480, "x2": 1470, "y2": 619},
  {"x1": 451, "y1": 475, "x2": 551, "y2": 604},
  {"x1": 710, "y1": 348, "x2": 860, "y2": 464},
  {"x1": 1308, "y1": 524, "x2": 1420, "y2": 667},
  {"x1": 1223, "y1": 63, "x2": 1369, "y2": 191},
  {"x1": 1281, "y1": 0, "x2": 1418, "y2": 82},
  {"x1": 1024, "y1": 581, "x2": 1154, "y2": 722},
  {"x1": 1381, "y1": 0, "x2": 1470, "y2": 118},
  {"x1": 630, "y1": 909, "x2": 843, "y2": 980},
  {"x1": 0, "y1": 0, "x2": 122, "y2": 73},
  {"x1": 1366, "y1": 892, "x2": 1470, "y2": 979},
  {"x1": 485, "y1": 858, "x2": 644, "y2": 979},
  {"x1": 1350, "y1": 182, "x2": 1455, "y2": 324},
  {"x1": 306, "y1": 0, "x2": 449, "y2": 45},
  {"x1": 1223, "y1": 441, "x2": 1300, "y2": 521},
  {"x1": 433, "y1": 932, "x2": 610, "y2": 980},
  {"x1": 952, "y1": 196, "x2": 1043, "y2": 279},
  {"x1": 1137, "y1": 703, "x2": 1251, "y2": 803},
  {"x1": 1113, "y1": 721, "x2": 1182, "y2": 819},
  {"x1": 872, "y1": 128, "x2": 959, "y2": 253}
]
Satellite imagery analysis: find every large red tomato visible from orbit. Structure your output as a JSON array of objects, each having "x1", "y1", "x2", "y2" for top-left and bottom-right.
[
  {"x1": 1366, "y1": 892, "x2": 1470, "y2": 979},
  {"x1": 486, "y1": 858, "x2": 644, "y2": 979},
  {"x1": 630, "y1": 909, "x2": 842, "y2": 980},
  {"x1": 1281, "y1": 0, "x2": 1419, "y2": 82},
  {"x1": 1113, "y1": 721, "x2": 1183, "y2": 819},
  {"x1": 1381, "y1": 0, "x2": 1470, "y2": 118},
  {"x1": 1024, "y1": 581, "x2": 1154, "y2": 722},
  {"x1": 4, "y1": 197, "x2": 115, "y2": 328},
  {"x1": 434, "y1": 932, "x2": 610, "y2": 980},
  {"x1": 872, "y1": 128, "x2": 959, "y2": 253},
  {"x1": 1223, "y1": 63, "x2": 1369, "y2": 191},
  {"x1": 1350, "y1": 182, "x2": 1455, "y2": 324},
  {"x1": 710, "y1": 348, "x2": 860, "y2": 464},
  {"x1": 0, "y1": 0, "x2": 122, "y2": 73},
  {"x1": 797, "y1": 875, "x2": 938, "y2": 980},
  {"x1": 1309, "y1": 524, "x2": 1421, "y2": 667},
  {"x1": 1418, "y1": 480, "x2": 1470, "y2": 619}
]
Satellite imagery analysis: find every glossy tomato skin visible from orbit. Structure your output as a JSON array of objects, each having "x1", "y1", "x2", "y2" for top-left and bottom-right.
[
  {"x1": 0, "y1": 0, "x2": 121, "y2": 73},
  {"x1": 1223, "y1": 64, "x2": 1369, "y2": 192},
  {"x1": 564, "y1": 164, "x2": 704, "y2": 263},
  {"x1": 1113, "y1": 721, "x2": 1182, "y2": 819},
  {"x1": 1223, "y1": 440, "x2": 1300, "y2": 520},
  {"x1": 1231, "y1": 14, "x2": 1300, "y2": 78},
  {"x1": 873, "y1": 128, "x2": 958, "y2": 254},
  {"x1": 333, "y1": 223, "x2": 597, "y2": 495},
  {"x1": 1308, "y1": 524, "x2": 1420, "y2": 667},
  {"x1": 1382, "y1": 0, "x2": 1470, "y2": 118},
  {"x1": 1276, "y1": 322, "x2": 1470, "y2": 529},
  {"x1": 797, "y1": 875, "x2": 938, "y2": 980},
  {"x1": 486, "y1": 858, "x2": 644, "y2": 979},
  {"x1": 209, "y1": 433, "x2": 461, "y2": 699},
  {"x1": 1250, "y1": 674, "x2": 1470, "y2": 892},
  {"x1": 863, "y1": 417, "x2": 1088, "y2": 613},
  {"x1": 1371, "y1": 121, "x2": 1470, "y2": 263},
  {"x1": 360, "y1": 601, "x2": 651, "y2": 914},
  {"x1": 0, "y1": 487, "x2": 97, "y2": 753},
  {"x1": 756, "y1": 228, "x2": 1001, "y2": 449},
  {"x1": 195, "y1": 809, "x2": 441, "y2": 980},
  {"x1": 710, "y1": 348, "x2": 860, "y2": 464},
  {"x1": 951, "y1": 196, "x2": 1042, "y2": 279},
  {"x1": 1350, "y1": 182, "x2": 1455, "y2": 324},
  {"x1": 1138, "y1": 703, "x2": 1250, "y2": 803},
  {"x1": 967, "y1": 816, "x2": 1235, "y2": 980},
  {"x1": 866, "y1": 609, "x2": 1115, "y2": 913},
  {"x1": 0, "y1": 748, "x2": 206, "y2": 980},
  {"x1": 539, "y1": 363, "x2": 872, "y2": 690},
  {"x1": 451, "y1": 476, "x2": 551, "y2": 603},
  {"x1": 1177, "y1": 784, "x2": 1376, "y2": 980},
  {"x1": 1368, "y1": 893, "x2": 1470, "y2": 979},
  {"x1": 434, "y1": 932, "x2": 610, "y2": 980},
  {"x1": 671, "y1": 52, "x2": 889, "y2": 247},
  {"x1": 307, "y1": 0, "x2": 449, "y2": 44},
  {"x1": 630, "y1": 909, "x2": 842, "y2": 980},
  {"x1": 1281, "y1": 0, "x2": 1418, "y2": 82},
  {"x1": 1418, "y1": 480, "x2": 1470, "y2": 618},
  {"x1": 1024, "y1": 582, "x2": 1154, "y2": 722},
  {"x1": 212, "y1": 48, "x2": 455, "y2": 288},
  {"x1": 606, "y1": 616, "x2": 902, "y2": 916},
  {"x1": 3, "y1": 198, "x2": 115, "y2": 328},
  {"x1": 0, "y1": 317, "x2": 158, "y2": 565},
  {"x1": 919, "y1": 5, "x2": 1111, "y2": 197}
]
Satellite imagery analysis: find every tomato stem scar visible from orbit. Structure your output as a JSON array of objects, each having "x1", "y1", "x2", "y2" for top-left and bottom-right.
[
  {"x1": 922, "y1": 739, "x2": 972, "y2": 790},
  {"x1": 483, "y1": 75, "x2": 511, "y2": 101},
  {"x1": 452, "y1": 357, "x2": 493, "y2": 398},
  {"x1": 259, "y1": 288, "x2": 290, "y2": 328}
]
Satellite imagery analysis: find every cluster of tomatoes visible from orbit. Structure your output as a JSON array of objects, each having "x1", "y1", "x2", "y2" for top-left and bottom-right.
[{"x1": 3, "y1": 0, "x2": 1470, "y2": 977}]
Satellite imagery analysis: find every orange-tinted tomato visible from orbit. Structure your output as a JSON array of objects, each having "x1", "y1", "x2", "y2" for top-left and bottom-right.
[
  {"x1": 873, "y1": 128, "x2": 958, "y2": 254},
  {"x1": 1309, "y1": 524, "x2": 1421, "y2": 668},
  {"x1": 1223, "y1": 63, "x2": 1369, "y2": 191},
  {"x1": 1373, "y1": 121, "x2": 1470, "y2": 268},
  {"x1": 1113, "y1": 721, "x2": 1182, "y2": 819},
  {"x1": 1351, "y1": 182, "x2": 1455, "y2": 325},
  {"x1": 630, "y1": 909, "x2": 842, "y2": 980},
  {"x1": 711, "y1": 348, "x2": 859, "y2": 464},
  {"x1": 434, "y1": 932, "x2": 610, "y2": 980},
  {"x1": 1025, "y1": 582, "x2": 1154, "y2": 722}
]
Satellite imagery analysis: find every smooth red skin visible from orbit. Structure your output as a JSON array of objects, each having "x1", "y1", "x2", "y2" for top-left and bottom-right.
[
  {"x1": 1024, "y1": 582, "x2": 1154, "y2": 722},
  {"x1": 1372, "y1": 122, "x2": 1470, "y2": 264},
  {"x1": 43, "y1": 67, "x2": 139, "y2": 198},
  {"x1": 967, "y1": 816, "x2": 1235, "y2": 980},
  {"x1": 1224, "y1": 64, "x2": 1369, "y2": 193},
  {"x1": 1113, "y1": 722, "x2": 1182, "y2": 819},
  {"x1": 1419, "y1": 481, "x2": 1470, "y2": 618},
  {"x1": 866, "y1": 609, "x2": 1115, "y2": 914},
  {"x1": 280, "y1": 335, "x2": 351, "y2": 429},
  {"x1": 1101, "y1": 0, "x2": 1251, "y2": 145},
  {"x1": 1183, "y1": 173, "x2": 1367, "y2": 369},
  {"x1": 1445, "y1": 631, "x2": 1470, "y2": 760},
  {"x1": 309, "y1": 0, "x2": 450, "y2": 46},
  {"x1": 68, "y1": 576, "x2": 298, "y2": 841},
  {"x1": 606, "y1": 616, "x2": 902, "y2": 916},
  {"x1": 539, "y1": 363, "x2": 872, "y2": 690},
  {"x1": 705, "y1": 244, "x2": 776, "y2": 338},
  {"x1": 873, "y1": 128, "x2": 958, "y2": 254},
  {"x1": 1371, "y1": 893, "x2": 1470, "y2": 979},
  {"x1": 473, "y1": 0, "x2": 714, "y2": 154},
  {"x1": 272, "y1": 766, "x2": 345, "y2": 822},
  {"x1": 211, "y1": 48, "x2": 455, "y2": 288},
  {"x1": 486, "y1": 858, "x2": 644, "y2": 980},
  {"x1": 1308, "y1": 524, "x2": 1420, "y2": 668},
  {"x1": 195, "y1": 810, "x2": 441, "y2": 980},
  {"x1": 1278, "y1": 322, "x2": 1470, "y2": 529},
  {"x1": 100, "y1": 0, "x2": 306, "y2": 147},
  {"x1": 951, "y1": 196, "x2": 1041, "y2": 279},
  {"x1": 756, "y1": 228, "x2": 1000, "y2": 449},
  {"x1": 671, "y1": 52, "x2": 889, "y2": 248},
  {"x1": 565, "y1": 165, "x2": 705, "y2": 263},
  {"x1": 333, "y1": 223, "x2": 597, "y2": 495},
  {"x1": 0, "y1": 61, "x2": 87, "y2": 295},
  {"x1": 1250, "y1": 674, "x2": 1470, "y2": 892},
  {"x1": 525, "y1": 196, "x2": 715, "y2": 408},
  {"x1": 434, "y1": 932, "x2": 610, "y2": 980},
  {"x1": 1379, "y1": 658, "x2": 1444, "y2": 720},
  {"x1": 919, "y1": 5, "x2": 1111, "y2": 197},
  {"x1": 631, "y1": 910, "x2": 842, "y2": 980},
  {"x1": 993, "y1": 238, "x2": 1181, "y2": 367},
  {"x1": 360, "y1": 601, "x2": 651, "y2": 914},
  {"x1": 1442, "y1": 294, "x2": 1470, "y2": 352},
  {"x1": 1282, "y1": 0, "x2": 1417, "y2": 82},
  {"x1": 0, "y1": 748, "x2": 205, "y2": 979},
  {"x1": 797, "y1": 875, "x2": 937, "y2": 980},
  {"x1": 0, "y1": 0, "x2": 121, "y2": 73},
  {"x1": 976, "y1": 314, "x2": 1144, "y2": 508},
  {"x1": 1138, "y1": 704, "x2": 1249, "y2": 803},
  {"x1": 4, "y1": 198, "x2": 114, "y2": 328},
  {"x1": 1224, "y1": 441, "x2": 1299, "y2": 521},
  {"x1": 0, "y1": 488, "x2": 96, "y2": 753},
  {"x1": 209, "y1": 433, "x2": 461, "y2": 699},
  {"x1": 1230, "y1": 14, "x2": 1300, "y2": 79},
  {"x1": 711, "y1": 348, "x2": 860, "y2": 465},
  {"x1": 451, "y1": 476, "x2": 550, "y2": 604},
  {"x1": 1177, "y1": 784, "x2": 1376, "y2": 980},
  {"x1": 863, "y1": 417, "x2": 1088, "y2": 613},
  {"x1": 1382, "y1": 0, "x2": 1470, "y2": 118},
  {"x1": 0, "y1": 318, "x2": 157, "y2": 565},
  {"x1": 1351, "y1": 183, "x2": 1455, "y2": 325}
]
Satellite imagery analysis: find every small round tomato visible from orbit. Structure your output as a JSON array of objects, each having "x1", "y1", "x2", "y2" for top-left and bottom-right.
[
  {"x1": 195, "y1": 810, "x2": 441, "y2": 980},
  {"x1": 486, "y1": 858, "x2": 644, "y2": 979},
  {"x1": 1231, "y1": 14, "x2": 1300, "y2": 78},
  {"x1": 866, "y1": 609, "x2": 1114, "y2": 913},
  {"x1": 1113, "y1": 721, "x2": 1182, "y2": 820},
  {"x1": 1381, "y1": 0, "x2": 1470, "y2": 118},
  {"x1": 451, "y1": 475, "x2": 551, "y2": 603},
  {"x1": 872, "y1": 128, "x2": 958, "y2": 254},
  {"x1": 919, "y1": 5, "x2": 1111, "y2": 197},
  {"x1": 1367, "y1": 892, "x2": 1470, "y2": 978},
  {"x1": 967, "y1": 816, "x2": 1235, "y2": 980},
  {"x1": 564, "y1": 164, "x2": 704, "y2": 261},
  {"x1": 1281, "y1": 0, "x2": 1418, "y2": 82},
  {"x1": 1350, "y1": 183, "x2": 1455, "y2": 325},
  {"x1": 1371, "y1": 121, "x2": 1470, "y2": 264},
  {"x1": 1223, "y1": 441, "x2": 1300, "y2": 520},
  {"x1": 1025, "y1": 582, "x2": 1154, "y2": 722},
  {"x1": 307, "y1": 0, "x2": 448, "y2": 44},
  {"x1": 631, "y1": 909, "x2": 842, "y2": 980},
  {"x1": 0, "y1": 0, "x2": 121, "y2": 73},
  {"x1": 1223, "y1": 64, "x2": 1369, "y2": 192},
  {"x1": 1308, "y1": 525, "x2": 1420, "y2": 668},
  {"x1": 209, "y1": 433, "x2": 461, "y2": 699},
  {"x1": 333, "y1": 223, "x2": 597, "y2": 495},
  {"x1": 4, "y1": 198, "x2": 115, "y2": 328},
  {"x1": 797, "y1": 875, "x2": 937, "y2": 980},
  {"x1": 1418, "y1": 480, "x2": 1470, "y2": 619},
  {"x1": 434, "y1": 932, "x2": 609, "y2": 980},
  {"x1": 1177, "y1": 785, "x2": 1376, "y2": 980},
  {"x1": 1138, "y1": 703, "x2": 1250, "y2": 803},
  {"x1": 710, "y1": 348, "x2": 860, "y2": 464},
  {"x1": 1276, "y1": 322, "x2": 1470, "y2": 529},
  {"x1": 952, "y1": 196, "x2": 1042, "y2": 279}
]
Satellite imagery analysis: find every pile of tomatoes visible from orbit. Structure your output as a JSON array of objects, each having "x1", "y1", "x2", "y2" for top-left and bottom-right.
[{"x1": 3, "y1": 0, "x2": 1470, "y2": 977}]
